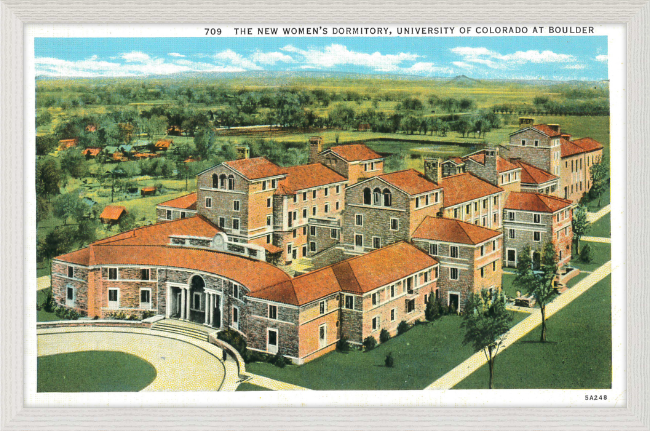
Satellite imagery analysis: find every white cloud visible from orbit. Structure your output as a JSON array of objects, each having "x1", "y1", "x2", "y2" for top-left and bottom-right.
[
  {"x1": 451, "y1": 46, "x2": 576, "y2": 68},
  {"x1": 452, "y1": 61, "x2": 474, "y2": 69},
  {"x1": 400, "y1": 62, "x2": 453, "y2": 76},
  {"x1": 168, "y1": 52, "x2": 185, "y2": 57},
  {"x1": 565, "y1": 64, "x2": 586, "y2": 70},
  {"x1": 214, "y1": 49, "x2": 262, "y2": 70},
  {"x1": 121, "y1": 51, "x2": 151, "y2": 63},
  {"x1": 596, "y1": 54, "x2": 608, "y2": 63},
  {"x1": 250, "y1": 50, "x2": 294, "y2": 65},
  {"x1": 281, "y1": 43, "x2": 419, "y2": 72},
  {"x1": 500, "y1": 50, "x2": 575, "y2": 64}
]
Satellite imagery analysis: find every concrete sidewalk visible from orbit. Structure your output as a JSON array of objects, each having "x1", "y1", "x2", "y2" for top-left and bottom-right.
[
  {"x1": 241, "y1": 372, "x2": 311, "y2": 391},
  {"x1": 586, "y1": 204, "x2": 611, "y2": 223},
  {"x1": 424, "y1": 260, "x2": 611, "y2": 390},
  {"x1": 37, "y1": 276, "x2": 51, "y2": 290},
  {"x1": 582, "y1": 236, "x2": 612, "y2": 244}
]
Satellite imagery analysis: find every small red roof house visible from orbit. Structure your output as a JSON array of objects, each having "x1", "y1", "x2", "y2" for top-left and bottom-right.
[
  {"x1": 140, "y1": 187, "x2": 157, "y2": 196},
  {"x1": 99, "y1": 205, "x2": 127, "y2": 224},
  {"x1": 154, "y1": 139, "x2": 173, "y2": 151},
  {"x1": 85, "y1": 124, "x2": 97, "y2": 132},
  {"x1": 58, "y1": 138, "x2": 79, "y2": 151},
  {"x1": 81, "y1": 147, "x2": 102, "y2": 158},
  {"x1": 133, "y1": 152, "x2": 159, "y2": 159}
]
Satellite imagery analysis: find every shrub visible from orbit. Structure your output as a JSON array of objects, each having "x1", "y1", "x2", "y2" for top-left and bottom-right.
[
  {"x1": 43, "y1": 289, "x2": 57, "y2": 312},
  {"x1": 439, "y1": 302, "x2": 450, "y2": 316},
  {"x1": 580, "y1": 243, "x2": 594, "y2": 263},
  {"x1": 363, "y1": 336, "x2": 377, "y2": 351},
  {"x1": 217, "y1": 328, "x2": 247, "y2": 358},
  {"x1": 245, "y1": 350, "x2": 274, "y2": 363},
  {"x1": 336, "y1": 336, "x2": 351, "y2": 352},
  {"x1": 271, "y1": 350, "x2": 289, "y2": 368},
  {"x1": 68, "y1": 309, "x2": 80, "y2": 320},
  {"x1": 425, "y1": 295, "x2": 440, "y2": 321},
  {"x1": 385, "y1": 352, "x2": 394, "y2": 368},
  {"x1": 379, "y1": 329, "x2": 391, "y2": 343},
  {"x1": 142, "y1": 310, "x2": 156, "y2": 319},
  {"x1": 128, "y1": 314, "x2": 139, "y2": 321},
  {"x1": 397, "y1": 320, "x2": 410, "y2": 335},
  {"x1": 55, "y1": 306, "x2": 65, "y2": 318}
]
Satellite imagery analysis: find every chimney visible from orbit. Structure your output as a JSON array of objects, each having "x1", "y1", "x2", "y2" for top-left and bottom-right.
[
  {"x1": 548, "y1": 124, "x2": 561, "y2": 134},
  {"x1": 308, "y1": 136, "x2": 323, "y2": 163},
  {"x1": 235, "y1": 144, "x2": 250, "y2": 160},
  {"x1": 519, "y1": 117, "x2": 534, "y2": 127},
  {"x1": 560, "y1": 132, "x2": 572, "y2": 140},
  {"x1": 424, "y1": 158, "x2": 442, "y2": 184},
  {"x1": 485, "y1": 148, "x2": 497, "y2": 172}
]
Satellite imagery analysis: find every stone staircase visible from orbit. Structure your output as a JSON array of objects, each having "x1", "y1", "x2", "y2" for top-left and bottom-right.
[{"x1": 151, "y1": 319, "x2": 214, "y2": 342}]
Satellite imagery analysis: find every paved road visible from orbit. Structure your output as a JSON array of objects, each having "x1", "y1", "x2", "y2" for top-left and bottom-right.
[
  {"x1": 586, "y1": 204, "x2": 611, "y2": 223},
  {"x1": 424, "y1": 260, "x2": 612, "y2": 390},
  {"x1": 38, "y1": 327, "x2": 239, "y2": 391}
]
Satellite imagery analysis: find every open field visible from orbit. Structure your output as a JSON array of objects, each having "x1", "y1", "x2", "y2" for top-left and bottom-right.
[
  {"x1": 589, "y1": 212, "x2": 611, "y2": 238},
  {"x1": 454, "y1": 275, "x2": 611, "y2": 389},
  {"x1": 246, "y1": 312, "x2": 527, "y2": 391}
]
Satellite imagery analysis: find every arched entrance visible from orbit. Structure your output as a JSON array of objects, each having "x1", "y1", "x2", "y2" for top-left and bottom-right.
[{"x1": 188, "y1": 275, "x2": 206, "y2": 324}]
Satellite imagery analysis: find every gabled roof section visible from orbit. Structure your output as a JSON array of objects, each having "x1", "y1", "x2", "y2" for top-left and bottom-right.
[
  {"x1": 510, "y1": 159, "x2": 558, "y2": 185},
  {"x1": 571, "y1": 137, "x2": 604, "y2": 153},
  {"x1": 377, "y1": 169, "x2": 442, "y2": 196},
  {"x1": 505, "y1": 192, "x2": 572, "y2": 213},
  {"x1": 55, "y1": 247, "x2": 91, "y2": 266},
  {"x1": 560, "y1": 138, "x2": 586, "y2": 158},
  {"x1": 276, "y1": 163, "x2": 347, "y2": 195},
  {"x1": 99, "y1": 205, "x2": 126, "y2": 221},
  {"x1": 325, "y1": 143, "x2": 383, "y2": 162},
  {"x1": 532, "y1": 124, "x2": 562, "y2": 137},
  {"x1": 464, "y1": 153, "x2": 519, "y2": 173},
  {"x1": 412, "y1": 216, "x2": 501, "y2": 246},
  {"x1": 438, "y1": 173, "x2": 503, "y2": 207},
  {"x1": 223, "y1": 157, "x2": 286, "y2": 180},
  {"x1": 158, "y1": 192, "x2": 197, "y2": 210},
  {"x1": 444, "y1": 157, "x2": 464, "y2": 165}
]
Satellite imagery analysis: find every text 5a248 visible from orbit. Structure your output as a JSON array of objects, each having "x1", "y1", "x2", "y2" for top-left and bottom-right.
[
  {"x1": 585, "y1": 395, "x2": 607, "y2": 400},
  {"x1": 204, "y1": 28, "x2": 222, "y2": 35}
]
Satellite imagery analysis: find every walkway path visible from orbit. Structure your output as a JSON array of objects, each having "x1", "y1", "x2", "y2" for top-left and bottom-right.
[
  {"x1": 424, "y1": 260, "x2": 611, "y2": 390},
  {"x1": 581, "y1": 236, "x2": 612, "y2": 244},
  {"x1": 37, "y1": 276, "x2": 50, "y2": 291},
  {"x1": 241, "y1": 372, "x2": 311, "y2": 391},
  {"x1": 586, "y1": 204, "x2": 611, "y2": 223},
  {"x1": 38, "y1": 326, "x2": 239, "y2": 391}
]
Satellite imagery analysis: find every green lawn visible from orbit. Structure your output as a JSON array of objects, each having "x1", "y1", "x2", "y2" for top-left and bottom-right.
[
  {"x1": 236, "y1": 383, "x2": 272, "y2": 391},
  {"x1": 247, "y1": 313, "x2": 526, "y2": 390},
  {"x1": 38, "y1": 351, "x2": 157, "y2": 392},
  {"x1": 588, "y1": 212, "x2": 611, "y2": 238},
  {"x1": 454, "y1": 275, "x2": 611, "y2": 389},
  {"x1": 36, "y1": 289, "x2": 59, "y2": 322},
  {"x1": 582, "y1": 183, "x2": 611, "y2": 213},
  {"x1": 570, "y1": 242, "x2": 611, "y2": 272}
]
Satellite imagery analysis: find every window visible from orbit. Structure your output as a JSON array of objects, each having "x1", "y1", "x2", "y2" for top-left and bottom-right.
[
  {"x1": 262, "y1": 180, "x2": 267, "y2": 191},
  {"x1": 302, "y1": 244, "x2": 307, "y2": 256},
  {"x1": 373, "y1": 237, "x2": 381, "y2": 249},
  {"x1": 220, "y1": 174, "x2": 227, "y2": 189},
  {"x1": 140, "y1": 289, "x2": 151, "y2": 309},
  {"x1": 383, "y1": 189, "x2": 392, "y2": 207},
  {"x1": 266, "y1": 215, "x2": 272, "y2": 226},
  {"x1": 319, "y1": 324, "x2": 327, "y2": 348},
  {"x1": 521, "y1": 139, "x2": 526, "y2": 146},
  {"x1": 480, "y1": 267, "x2": 485, "y2": 278},
  {"x1": 108, "y1": 268, "x2": 117, "y2": 280},
  {"x1": 66, "y1": 286, "x2": 75, "y2": 306},
  {"x1": 480, "y1": 245, "x2": 485, "y2": 256},
  {"x1": 372, "y1": 292, "x2": 379, "y2": 306},
  {"x1": 212, "y1": 174, "x2": 218, "y2": 188},
  {"x1": 310, "y1": 226, "x2": 316, "y2": 236},
  {"x1": 269, "y1": 305, "x2": 277, "y2": 320},
  {"x1": 330, "y1": 229, "x2": 337, "y2": 239},
  {"x1": 267, "y1": 234, "x2": 272, "y2": 244},
  {"x1": 227, "y1": 175, "x2": 235, "y2": 190},
  {"x1": 415, "y1": 197, "x2": 420, "y2": 209},
  {"x1": 302, "y1": 192, "x2": 307, "y2": 201},
  {"x1": 166, "y1": 209, "x2": 172, "y2": 220},
  {"x1": 508, "y1": 211, "x2": 515, "y2": 221},
  {"x1": 232, "y1": 218, "x2": 240, "y2": 231},
  {"x1": 336, "y1": 201, "x2": 340, "y2": 210},
  {"x1": 319, "y1": 301, "x2": 327, "y2": 314},
  {"x1": 391, "y1": 308, "x2": 396, "y2": 322},
  {"x1": 266, "y1": 197, "x2": 271, "y2": 208},
  {"x1": 363, "y1": 188, "x2": 371, "y2": 205},
  {"x1": 434, "y1": 192, "x2": 439, "y2": 203},
  {"x1": 310, "y1": 241, "x2": 316, "y2": 252},
  {"x1": 313, "y1": 190, "x2": 317, "y2": 199},
  {"x1": 233, "y1": 200, "x2": 240, "y2": 211},
  {"x1": 302, "y1": 208, "x2": 307, "y2": 219},
  {"x1": 493, "y1": 196, "x2": 498, "y2": 206},
  {"x1": 355, "y1": 214, "x2": 363, "y2": 226},
  {"x1": 390, "y1": 285, "x2": 395, "y2": 298},
  {"x1": 372, "y1": 316, "x2": 379, "y2": 331},
  {"x1": 509, "y1": 229, "x2": 516, "y2": 239},
  {"x1": 534, "y1": 231, "x2": 541, "y2": 242},
  {"x1": 312, "y1": 206, "x2": 317, "y2": 216},
  {"x1": 303, "y1": 226, "x2": 307, "y2": 235},
  {"x1": 483, "y1": 199, "x2": 487, "y2": 209},
  {"x1": 492, "y1": 240, "x2": 497, "y2": 251},
  {"x1": 466, "y1": 204, "x2": 470, "y2": 214},
  {"x1": 407, "y1": 299, "x2": 415, "y2": 313},
  {"x1": 108, "y1": 288, "x2": 119, "y2": 309},
  {"x1": 219, "y1": 217, "x2": 225, "y2": 228},
  {"x1": 373, "y1": 188, "x2": 381, "y2": 205},
  {"x1": 450, "y1": 246, "x2": 459, "y2": 258},
  {"x1": 205, "y1": 197, "x2": 212, "y2": 208},
  {"x1": 429, "y1": 243, "x2": 438, "y2": 256},
  {"x1": 493, "y1": 261, "x2": 496, "y2": 271},
  {"x1": 141, "y1": 269, "x2": 150, "y2": 280},
  {"x1": 390, "y1": 218, "x2": 399, "y2": 231},
  {"x1": 67, "y1": 266, "x2": 74, "y2": 278},
  {"x1": 324, "y1": 203, "x2": 330, "y2": 214},
  {"x1": 534, "y1": 213, "x2": 541, "y2": 223},
  {"x1": 180, "y1": 212, "x2": 186, "y2": 219},
  {"x1": 292, "y1": 229, "x2": 297, "y2": 239},
  {"x1": 345, "y1": 295, "x2": 354, "y2": 309},
  {"x1": 454, "y1": 208, "x2": 459, "y2": 218},
  {"x1": 233, "y1": 284, "x2": 240, "y2": 298},
  {"x1": 272, "y1": 179, "x2": 278, "y2": 188},
  {"x1": 474, "y1": 202, "x2": 478, "y2": 212},
  {"x1": 324, "y1": 188, "x2": 329, "y2": 197},
  {"x1": 534, "y1": 139, "x2": 539, "y2": 147},
  {"x1": 336, "y1": 185, "x2": 340, "y2": 194},
  {"x1": 450, "y1": 268, "x2": 459, "y2": 280}
]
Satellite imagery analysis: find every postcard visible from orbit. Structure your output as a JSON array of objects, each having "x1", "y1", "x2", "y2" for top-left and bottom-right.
[{"x1": 25, "y1": 23, "x2": 625, "y2": 408}]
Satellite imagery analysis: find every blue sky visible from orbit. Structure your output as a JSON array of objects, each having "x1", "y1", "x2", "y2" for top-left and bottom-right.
[{"x1": 34, "y1": 36, "x2": 608, "y2": 81}]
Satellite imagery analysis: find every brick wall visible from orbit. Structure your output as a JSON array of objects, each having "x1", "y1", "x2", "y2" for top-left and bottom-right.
[
  {"x1": 246, "y1": 299, "x2": 299, "y2": 358},
  {"x1": 307, "y1": 223, "x2": 341, "y2": 257},
  {"x1": 51, "y1": 261, "x2": 89, "y2": 315}
]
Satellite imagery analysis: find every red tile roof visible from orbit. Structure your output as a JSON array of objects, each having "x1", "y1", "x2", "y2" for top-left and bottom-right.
[
  {"x1": 81, "y1": 147, "x2": 101, "y2": 157},
  {"x1": 560, "y1": 138, "x2": 586, "y2": 158},
  {"x1": 445, "y1": 157, "x2": 464, "y2": 165},
  {"x1": 509, "y1": 159, "x2": 558, "y2": 185},
  {"x1": 159, "y1": 193, "x2": 197, "y2": 210},
  {"x1": 155, "y1": 140, "x2": 172, "y2": 149},
  {"x1": 464, "y1": 152, "x2": 519, "y2": 173},
  {"x1": 377, "y1": 169, "x2": 441, "y2": 196},
  {"x1": 224, "y1": 157, "x2": 286, "y2": 180},
  {"x1": 250, "y1": 242, "x2": 437, "y2": 305},
  {"x1": 532, "y1": 124, "x2": 562, "y2": 137},
  {"x1": 327, "y1": 143, "x2": 382, "y2": 162},
  {"x1": 505, "y1": 192, "x2": 572, "y2": 213},
  {"x1": 99, "y1": 205, "x2": 126, "y2": 221},
  {"x1": 571, "y1": 137, "x2": 604, "y2": 153},
  {"x1": 438, "y1": 173, "x2": 503, "y2": 207},
  {"x1": 277, "y1": 163, "x2": 347, "y2": 194},
  {"x1": 412, "y1": 216, "x2": 501, "y2": 245},
  {"x1": 56, "y1": 247, "x2": 91, "y2": 266}
]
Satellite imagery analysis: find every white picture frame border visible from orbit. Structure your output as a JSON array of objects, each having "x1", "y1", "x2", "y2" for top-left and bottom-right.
[{"x1": 1, "y1": 1, "x2": 648, "y2": 429}]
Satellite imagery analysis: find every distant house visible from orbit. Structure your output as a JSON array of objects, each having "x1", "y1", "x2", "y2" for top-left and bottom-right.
[
  {"x1": 133, "y1": 152, "x2": 159, "y2": 159},
  {"x1": 132, "y1": 139, "x2": 152, "y2": 151},
  {"x1": 141, "y1": 186, "x2": 157, "y2": 196},
  {"x1": 85, "y1": 124, "x2": 97, "y2": 132},
  {"x1": 167, "y1": 125, "x2": 183, "y2": 136},
  {"x1": 99, "y1": 205, "x2": 127, "y2": 224},
  {"x1": 58, "y1": 138, "x2": 79, "y2": 151},
  {"x1": 154, "y1": 139, "x2": 173, "y2": 151},
  {"x1": 81, "y1": 147, "x2": 101, "y2": 158},
  {"x1": 118, "y1": 144, "x2": 135, "y2": 155}
]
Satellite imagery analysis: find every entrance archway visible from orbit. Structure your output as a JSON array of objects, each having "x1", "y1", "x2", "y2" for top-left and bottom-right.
[{"x1": 189, "y1": 275, "x2": 206, "y2": 324}]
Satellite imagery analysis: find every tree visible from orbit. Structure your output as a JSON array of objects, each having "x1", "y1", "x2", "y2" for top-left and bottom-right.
[
  {"x1": 425, "y1": 293, "x2": 440, "y2": 321},
  {"x1": 37, "y1": 226, "x2": 75, "y2": 263},
  {"x1": 194, "y1": 127, "x2": 215, "y2": 160},
  {"x1": 589, "y1": 158, "x2": 608, "y2": 208},
  {"x1": 75, "y1": 218, "x2": 99, "y2": 247},
  {"x1": 36, "y1": 110, "x2": 53, "y2": 128},
  {"x1": 36, "y1": 135, "x2": 58, "y2": 156},
  {"x1": 118, "y1": 211, "x2": 137, "y2": 232},
  {"x1": 60, "y1": 149, "x2": 88, "y2": 178},
  {"x1": 461, "y1": 290, "x2": 512, "y2": 389},
  {"x1": 36, "y1": 158, "x2": 62, "y2": 197},
  {"x1": 53, "y1": 192, "x2": 89, "y2": 225},
  {"x1": 514, "y1": 243, "x2": 558, "y2": 342},
  {"x1": 400, "y1": 115, "x2": 420, "y2": 135},
  {"x1": 572, "y1": 205, "x2": 589, "y2": 254},
  {"x1": 36, "y1": 196, "x2": 52, "y2": 223}
]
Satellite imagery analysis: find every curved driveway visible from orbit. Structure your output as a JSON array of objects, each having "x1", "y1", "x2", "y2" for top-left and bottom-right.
[{"x1": 37, "y1": 327, "x2": 239, "y2": 391}]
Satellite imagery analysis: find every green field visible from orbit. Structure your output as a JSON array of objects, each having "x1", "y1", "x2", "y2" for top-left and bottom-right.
[
  {"x1": 570, "y1": 241, "x2": 611, "y2": 273},
  {"x1": 38, "y1": 351, "x2": 157, "y2": 392},
  {"x1": 588, "y1": 212, "x2": 611, "y2": 238},
  {"x1": 247, "y1": 312, "x2": 527, "y2": 390},
  {"x1": 454, "y1": 275, "x2": 612, "y2": 389}
]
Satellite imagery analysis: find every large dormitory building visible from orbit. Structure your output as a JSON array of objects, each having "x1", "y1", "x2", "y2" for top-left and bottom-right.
[{"x1": 52, "y1": 119, "x2": 602, "y2": 364}]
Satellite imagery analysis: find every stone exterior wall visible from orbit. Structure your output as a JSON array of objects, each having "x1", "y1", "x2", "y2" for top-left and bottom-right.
[
  {"x1": 442, "y1": 192, "x2": 504, "y2": 230},
  {"x1": 156, "y1": 207, "x2": 197, "y2": 222},
  {"x1": 246, "y1": 298, "x2": 300, "y2": 358},
  {"x1": 307, "y1": 223, "x2": 341, "y2": 257},
  {"x1": 508, "y1": 129, "x2": 560, "y2": 174},
  {"x1": 339, "y1": 293, "x2": 363, "y2": 344},
  {"x1": 51, "y1": 261, "x2": 89, "y2": 316},
  {"x1": 315, "y1": 153, "x2": 350, "y2": 180}
]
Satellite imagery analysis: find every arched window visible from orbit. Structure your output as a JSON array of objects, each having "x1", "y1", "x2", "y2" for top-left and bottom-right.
[
  {"x1": 383, "y1": 189, "x2": 392, "y2": 207},
  {"x1": 373, "y1": 188, "x2": 382, "y2": 206},
  {"x1": 219, "y1": 174, "x2": 227, "y2": 189},
  {"x1": 212, "y1": 174, "x2": 218, "y2": 189},
  {"x1": 228, "y1": 175, "x2": 235, "y2": 190},
  {"x1": 363, "y1": 188, "x2": 371, "y2": 205}
]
